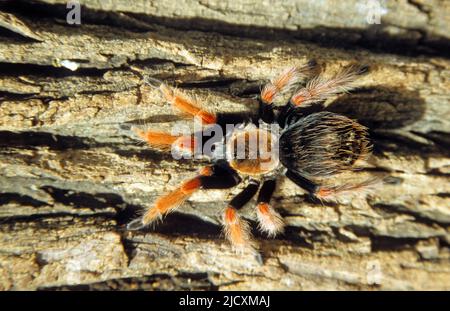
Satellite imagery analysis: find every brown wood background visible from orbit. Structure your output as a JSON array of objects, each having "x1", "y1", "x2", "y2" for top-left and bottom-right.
[{"x1": 0, "y1": 0, "x2": 449, "y2": 290}]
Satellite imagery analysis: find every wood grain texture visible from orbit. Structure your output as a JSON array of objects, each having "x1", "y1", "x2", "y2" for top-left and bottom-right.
[{"x1": 0, "y1": 0, "x2": 449, "y2": 290}]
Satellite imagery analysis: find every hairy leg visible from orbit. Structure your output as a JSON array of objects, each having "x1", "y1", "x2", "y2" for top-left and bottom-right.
[
  {"x1": 286, "y1": 169, "x2": 380, "y2": 202},
  {"x1": 261, "y1": 60, "x2": 317, "y2": 105},
  {"x1": 255, "y1": 179, "x2": 284, "y2": 237},
  {"x1": 159, "y1": 84, "x2": 217, "y2": 125},
  {"x1": 260, "y1": 60, "x2": 317, "y2": 123},
  {"x1": 223, "y1": 180, "x2": 260, "y2": 253},
  {"x1": 314, "y1": 178, "x2": 381, "y2": 201},
  {"x1": 285, "y1": 170, "x2": 318, "y2": 194},
  {"x1": 291, "y1": 64, "x2": 368, "y2": 107},
  {"x1": 127, "y1": 165, "x2": 241, "y2": 230},
  {"x1": 133, "y1": 128, "x2": 197, "y2": 154}
]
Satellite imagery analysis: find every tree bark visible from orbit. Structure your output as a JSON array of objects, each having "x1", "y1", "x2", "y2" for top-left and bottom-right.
[{"x1": 0, "y1": 0, "x2": 449, "y2": 290}]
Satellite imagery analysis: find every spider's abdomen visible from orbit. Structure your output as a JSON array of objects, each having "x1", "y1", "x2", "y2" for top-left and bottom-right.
[{"x1": 279, "y1": 111, "x2": 371, "y2": 177}]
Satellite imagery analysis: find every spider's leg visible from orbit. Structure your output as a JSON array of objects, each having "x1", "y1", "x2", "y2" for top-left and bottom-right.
[
  {"x1": 133, "y1": 128, "x2": 198, "y2": 154},
  {"x1": 215, "y1": 112, "x2": 256, "y2": 129},
  {"x1": 314, "y1": 177, "x2": 381, "y2": 202},
  {"x1": 136, "y1": 74, "x2": 215, "y2": 124},
  {"x1": 291, "y1": 64, "x2": 368, "y2": 107},
  {"x1": 261, "y1": 60, "x2": 316, "y2": 105},
  {"x1": 286, "y1": 169, "x2": 380, "y2": 202},
  {"x1": 255, "y1": 179, "x2": 284, "y2": 237},
  {"x1": 127, "y1": 165, "x2": 241, "y2": 230},
  {"x1": 159, "y1": 83, "x2": 216, "y2": 125},
  {"x1": 285, "y1": 170, "x2": 318, "y2": 195},
  {"x1": 260, "y1": 60, "x2": 317, "y2": 123},
  {"x1": 223, "y1": 180, "x2": 260, "y2": 253},
  {"x1": 259, "y1": 101, "x2": 275, "y2": 124},
  {"x1": 277, "y1": 100, "x2": 326, "y2": 127}
]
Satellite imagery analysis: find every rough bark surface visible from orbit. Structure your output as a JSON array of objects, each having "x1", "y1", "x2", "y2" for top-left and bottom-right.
[{"x1": 0, "y1": 0, "x2": 449, "y2": 290}]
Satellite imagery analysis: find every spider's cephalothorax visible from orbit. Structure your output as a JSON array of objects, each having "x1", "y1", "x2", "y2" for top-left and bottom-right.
[
  {"x1": 224, "y1": 123, "x2": 281, "y2": 177},
  {"x1": 128, "y1": 61, "x2": 376, "y2": 256}
]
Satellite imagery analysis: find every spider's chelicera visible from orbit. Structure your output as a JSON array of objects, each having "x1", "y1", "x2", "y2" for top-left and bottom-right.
[{"x1": 128, "y1": 61, "x2": 376, "y2": 256}]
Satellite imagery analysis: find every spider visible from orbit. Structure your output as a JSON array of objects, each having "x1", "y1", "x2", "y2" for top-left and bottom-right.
[{"x1": 127, "y1": 60, "x2": 376, "y2": 257}]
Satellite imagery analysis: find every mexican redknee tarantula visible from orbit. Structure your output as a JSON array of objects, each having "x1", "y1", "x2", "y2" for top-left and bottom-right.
[{"x1": 128, "y1": 60, "x2": 375, "y2": 256}]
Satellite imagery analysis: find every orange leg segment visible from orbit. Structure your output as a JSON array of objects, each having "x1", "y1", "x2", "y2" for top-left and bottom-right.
[
  {"x1": 160, "y1": 84, "x2": 216, "y2": 124},
  {"x1": 315, "y1": 177, "x2": 381, "y2": 202},
  {"x1": 128, "y1": 165, "x2": 240, "y2": 230},
  {"x1": 261, "y1": 60, "x2": 317, "y2": 104},
  {"x1": 133, "y1": 128, "x2": 197, "y2": 153},
  {"x1": 142, "y1": 176, "x2": 202, "y2": 225},
  {"x1": 291, "y1": 64, "x2": 368, "y2": 107},
  {"x1": 223, "y1": 206, "x2": 256, "y2": 253}
]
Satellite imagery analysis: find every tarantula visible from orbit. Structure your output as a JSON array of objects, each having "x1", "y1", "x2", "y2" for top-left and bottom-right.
[{"x1": 127, "y1": 60, "x2": 375, "y2": 256}]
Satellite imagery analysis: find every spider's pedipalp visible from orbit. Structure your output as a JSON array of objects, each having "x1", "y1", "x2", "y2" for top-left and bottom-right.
[
  {"x1": 159, "y1": 83, "x2": 216, "y2": 125},
  {"x1": 261, "y1": 60, "x2": 317, "y2": 105},
  {"x1": 291, "y1": 64, "x2": 369, "y2": 107}
]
